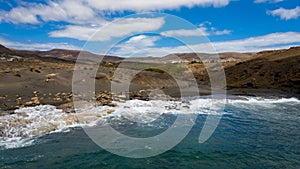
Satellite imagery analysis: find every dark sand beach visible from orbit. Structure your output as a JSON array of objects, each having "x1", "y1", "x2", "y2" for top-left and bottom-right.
[{"x1": 0, "y1": 45, "x2": 299, "y2": 111}]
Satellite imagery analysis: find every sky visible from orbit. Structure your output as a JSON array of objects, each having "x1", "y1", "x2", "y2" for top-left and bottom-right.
[{"x1": 0, "y1": 0, "x2": 299, "y2": 57}]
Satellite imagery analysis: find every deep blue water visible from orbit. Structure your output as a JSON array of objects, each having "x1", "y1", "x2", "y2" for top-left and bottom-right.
[{"x1": 1, "y1": 97, "x2": 300, "y2": 169}]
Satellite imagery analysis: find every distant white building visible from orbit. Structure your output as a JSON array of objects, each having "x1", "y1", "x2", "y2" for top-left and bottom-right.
[{"x1": 0, "y1": 57, "x2": 26, "y2": 62}]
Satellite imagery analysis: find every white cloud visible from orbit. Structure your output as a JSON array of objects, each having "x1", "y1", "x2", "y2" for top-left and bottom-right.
[
  {"x1": 2, "y1": 32, "x2": 300, "y2": 56},
  {"x1": 214, "y1": 29, "x2": 232, "y2": 35},
  {"x1": 268, "y1": 6, "x2": 300, "y2": 20},
  {"x1": 0, "y1": 0, "x2": 101, "y2": 24},
  {"x1": 161, "y1": 23, "x2": 231, "y2": 37},
  {"x1": 254, "y1": 0, "x2": 283, "y2": 3},
  {"x1": 124, "y1": 35, "x2": 160, "y2": 48},
  {"x1": 0, "y1": 0, "x2": 230, "y2": 24},
  {"x1": 110, "y1": 32, "x2": 300, "y2": 57},
  {"x1": 207, "y1": 32, "x2": 300, "y2": 52},
  {"x1": 49, "y1": 25, "x2": 99, "y2": 41},
  {"x1": 161, "y1": 28, "x2": 209, "y2": 37},
  {"x1": 49, "y1": 17, "x2": 165, "y2": 41},
  {"x1": 0, "y1": 7, "x2": 40, "y2": 24},
  {"x1": 0, "y1": 0, "x2": 231, "y2": 44},
  {"x1": 0, "y1": 37, "x2": 79, "y2": 51},
  {"x1": 111, "y1": 35, "x2": 161, "y2": 56},
  {"x1": 87, "y1": 0, "x2": 230, "y2": 11}
]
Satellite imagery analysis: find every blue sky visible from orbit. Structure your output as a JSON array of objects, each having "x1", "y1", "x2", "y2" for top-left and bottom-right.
[{"x1": 0, "y1": 0, "x2": 299, "y2": 57}]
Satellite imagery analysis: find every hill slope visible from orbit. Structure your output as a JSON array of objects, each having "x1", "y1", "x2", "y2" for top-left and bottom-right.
[{"x1": 225, "y1": 47, "x2": 300, "y2": 94}]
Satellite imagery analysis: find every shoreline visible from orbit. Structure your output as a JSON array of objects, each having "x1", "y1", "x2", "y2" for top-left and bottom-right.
[
  {"x1": 1, "y1": 46, "x2": 299, "y2": 112},
  {"x1": 0, "y1": 88, "x2": 299, "y2": 114}
]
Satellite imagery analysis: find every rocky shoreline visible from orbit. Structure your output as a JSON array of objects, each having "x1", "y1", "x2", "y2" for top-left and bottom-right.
[{"x1": 0, "y1": 45, "x2": 299, "y2": 113}]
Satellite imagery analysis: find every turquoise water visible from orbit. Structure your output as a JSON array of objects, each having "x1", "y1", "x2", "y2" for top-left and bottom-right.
[{"x1": 1, "y1": 96, "x2": 300, "y2": 168}]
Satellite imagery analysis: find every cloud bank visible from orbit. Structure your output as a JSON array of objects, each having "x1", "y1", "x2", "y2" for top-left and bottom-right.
[
  {"x1": 254, "y1": 0, "x2": 283, "y2": 3},
  {"x1": 49, "y1": 17, "x2": 165, "y2": 41},
  {"x1": 161, "y1": 23, "x2": 231, "y2": 37},
  {"x1": 112, "y1": 32, "x2": 300, "y2": 56},
  {"x1": 0, "y1": 0, "x2": 230, "y2": 24}
]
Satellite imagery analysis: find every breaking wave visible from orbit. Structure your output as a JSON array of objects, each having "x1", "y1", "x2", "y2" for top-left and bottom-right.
[{"x1": 0, "y1": 96, "x2": 299, "y2": 149}]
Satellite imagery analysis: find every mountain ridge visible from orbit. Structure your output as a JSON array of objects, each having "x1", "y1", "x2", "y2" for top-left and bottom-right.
[{"x1": 0, "y1": 44, "x2": 258, "y2": 63}]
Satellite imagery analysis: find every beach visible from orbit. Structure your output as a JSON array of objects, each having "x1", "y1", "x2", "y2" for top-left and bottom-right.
[
  {"x1": 0, "y1": 45, "x2": 300, "y2": 168},
  {"x1": 1, "y1": 45, "x2": 299, "y2": 112}
]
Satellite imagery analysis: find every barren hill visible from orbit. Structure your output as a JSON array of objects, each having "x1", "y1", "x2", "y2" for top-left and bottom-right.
[
  {"x1": 225, "y1": 46, "x2": 300, "y2": 94},
  {"x1": 0, "y1": 44, "x2": 12, "y2": 54},
  {"x1": 0, "y1": 47, "x2": 123, "y2": 62},
  {"x1": 0, "y1": 44, "x2": 299, "y2": 110}
]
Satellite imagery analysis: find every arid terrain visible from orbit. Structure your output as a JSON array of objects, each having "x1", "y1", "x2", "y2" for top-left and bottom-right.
[{"x1": 0, "y1": 44, "x2": 299, "y2": 111}]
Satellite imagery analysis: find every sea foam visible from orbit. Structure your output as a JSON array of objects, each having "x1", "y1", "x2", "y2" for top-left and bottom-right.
[{"x1": 0, "y1": 96, "x2": 299, "y2": 149}]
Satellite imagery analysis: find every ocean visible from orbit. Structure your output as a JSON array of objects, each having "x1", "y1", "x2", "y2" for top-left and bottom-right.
[{"x1": 1, "y1": 96, "x2": 300, "y2": 168}]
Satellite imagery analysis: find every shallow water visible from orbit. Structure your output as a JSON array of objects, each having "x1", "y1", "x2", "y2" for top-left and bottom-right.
[{"x1": 1, "y1": 96, "x2": 300, "y2": 168}]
